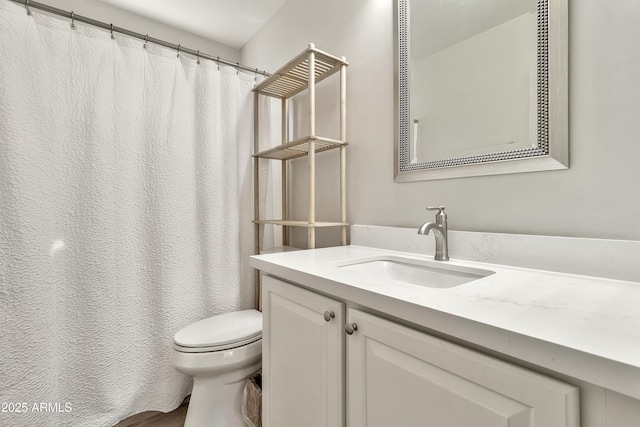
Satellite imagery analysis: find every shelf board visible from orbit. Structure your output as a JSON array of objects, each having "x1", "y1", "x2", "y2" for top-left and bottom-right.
[
  {"x1": 254, "y1": 136, "x2": 347, "y2": 160},
  {"x1": 253, "y1": 45, "x2": 349, "y2": 99},
  {"x1": 254, "y1": 220, "x2": 349, "y2": 228}
]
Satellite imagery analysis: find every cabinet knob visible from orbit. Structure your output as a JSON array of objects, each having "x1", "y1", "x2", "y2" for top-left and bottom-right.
[
  {"x1": 345, "y1": 323, "x2": 358, "y2": 335},
  {"x1": 324, "y1": 311, "x2": 335, "y2": 322}
]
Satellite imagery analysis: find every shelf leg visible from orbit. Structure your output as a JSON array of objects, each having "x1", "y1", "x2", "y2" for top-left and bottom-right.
[
  {"x1": 340, "y1": 62, "x2": 347, "y2": 246},
  {"x1": 308, "y1": 140, "x2": 316, "y2": 249},
  {"x1": 253, "y1": 91, "x2": 261, "y2": 310},
  {"x1": 308, "y1": 49, "x2": 316, "y2": 249},
  {"x1": 282, "y1": 159, "x2": 288, "y2": 246},
  {"x1": 281, "y1": 98, "x2": 289, "y2": 247}
]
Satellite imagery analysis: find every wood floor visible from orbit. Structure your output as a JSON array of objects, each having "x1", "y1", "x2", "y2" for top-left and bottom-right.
[{"x1": 113, "y1": 397, "x2": 189, "y2": 427}]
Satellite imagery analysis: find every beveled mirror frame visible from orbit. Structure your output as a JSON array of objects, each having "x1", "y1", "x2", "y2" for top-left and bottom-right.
[{"x1": 394, "y1": 0, "x2": 568, "y2": 182}]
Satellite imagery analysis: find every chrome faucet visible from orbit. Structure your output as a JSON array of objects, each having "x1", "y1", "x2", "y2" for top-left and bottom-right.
[{"x1": 417, "y1": 206, "x2": 449, "y2": 261}]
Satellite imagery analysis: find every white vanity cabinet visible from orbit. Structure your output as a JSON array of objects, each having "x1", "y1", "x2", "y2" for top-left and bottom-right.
[
  {"x1": 261, "y1": 274, "x2": 345, "y2": 427},
  {"x1": 347, "y1": 308, "x2": 579, "y2": 427},
  {"x1": 262, "y1": 274, "x2": 579, "y2": 427}
]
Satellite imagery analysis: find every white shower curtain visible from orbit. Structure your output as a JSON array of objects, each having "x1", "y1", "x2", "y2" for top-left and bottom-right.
[{"x1": 0, "y1": 1, "x2": 265, "y2": 426}]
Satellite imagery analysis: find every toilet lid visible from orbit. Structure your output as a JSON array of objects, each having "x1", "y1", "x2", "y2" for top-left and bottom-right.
[{"x1": 174, "y1": 309, "x2": 262, "y2": 349}]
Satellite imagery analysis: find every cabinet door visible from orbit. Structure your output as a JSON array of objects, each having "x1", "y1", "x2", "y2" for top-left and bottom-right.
[
  {"x1": 262, "y1": 275, "x2": 345, "y2": 427},
  {"x1": 346, "y1": 309, "x2": 579, "y2": 427}
]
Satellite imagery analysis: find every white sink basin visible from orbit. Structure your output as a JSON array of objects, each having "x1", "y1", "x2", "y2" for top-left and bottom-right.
[{"x1": 335, "y1": 256, "x2": 494, "y2": 288}]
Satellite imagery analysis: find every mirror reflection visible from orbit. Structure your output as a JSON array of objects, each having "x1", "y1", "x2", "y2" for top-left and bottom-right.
[{"x1": 409, "y1": 0, "x2": 537, "y2": 163}]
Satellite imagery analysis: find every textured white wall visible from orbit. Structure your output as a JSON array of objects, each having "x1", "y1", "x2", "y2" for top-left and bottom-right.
[{"x1": 242, "y1": 0, "x2": 640, "y2": 242}]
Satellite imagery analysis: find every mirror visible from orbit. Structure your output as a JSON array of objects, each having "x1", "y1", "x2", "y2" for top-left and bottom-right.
[{"x1": 395, "y1": 0, "x2": 568, "y2": 182}]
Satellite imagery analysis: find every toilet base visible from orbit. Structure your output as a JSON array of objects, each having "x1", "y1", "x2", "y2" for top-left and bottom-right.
[{"x1": 184, "y1": 361, "x2": 261, "y2": 427}]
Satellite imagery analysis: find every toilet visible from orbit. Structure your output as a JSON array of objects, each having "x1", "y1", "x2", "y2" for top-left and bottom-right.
[{"x1": 171, "y1": 309, "x2": 262, "y2": 427}]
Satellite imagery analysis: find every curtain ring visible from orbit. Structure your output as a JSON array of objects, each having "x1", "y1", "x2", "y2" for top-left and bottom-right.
[
  {"x1": 25, "y1": 0, "x2": 31, "y2": 16},
  {"x1": 143, "y1": 34, "x2": 148, "y2": 49},
  {"x1": 216, "y1": 56, "x2": 220, "y2": 70},
  {"x1": 236, "y1": 62, "x2": 240, "y2": 75},
  {"x1": 196, "y1": 50, "x2": 200, "y2": 65},
  {"x1": 70, "y1": 11, "x2": 76, "y2": 30},
  {"x1": 110, "y1": 23, "x2": 114, "y2": 40},
  {"x1": 176, "y1": 44, "x2": 181, "y2": 58},
  {"x1": 254, "y1": 68, "x2": 258, "y2": 83}
]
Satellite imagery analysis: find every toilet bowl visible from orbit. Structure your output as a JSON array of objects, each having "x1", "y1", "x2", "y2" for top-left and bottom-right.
[{"x1": 171, "y1": 309, "x2": 262, "y2": 427}]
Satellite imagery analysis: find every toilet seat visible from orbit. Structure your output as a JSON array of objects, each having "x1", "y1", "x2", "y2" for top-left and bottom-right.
[
  {"x1": 174, "y1": 335, "x2": 261, "y2": 353},
  {"x1": 173, "y1": 309, "x2": 262, "y2": 354}
]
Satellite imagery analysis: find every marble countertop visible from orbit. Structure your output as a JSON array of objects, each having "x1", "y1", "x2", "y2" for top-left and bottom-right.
[{"x1": 250, "y1": 245, "x2": 640, "y2": 400}]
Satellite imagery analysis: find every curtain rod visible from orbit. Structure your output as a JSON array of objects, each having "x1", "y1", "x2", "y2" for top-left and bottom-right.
[{"x1": 8, "y1": 0, "x2": 270, "y2": 76}]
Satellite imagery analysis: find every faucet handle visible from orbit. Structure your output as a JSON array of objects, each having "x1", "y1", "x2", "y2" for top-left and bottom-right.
[{"x1": 427, "y1": 206, "x2": 447, "y2": 224}]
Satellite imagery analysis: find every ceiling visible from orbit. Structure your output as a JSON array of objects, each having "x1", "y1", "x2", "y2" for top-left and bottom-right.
[{"x1": 97, "y1": 0, "x2": 289, "y2": 49}]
